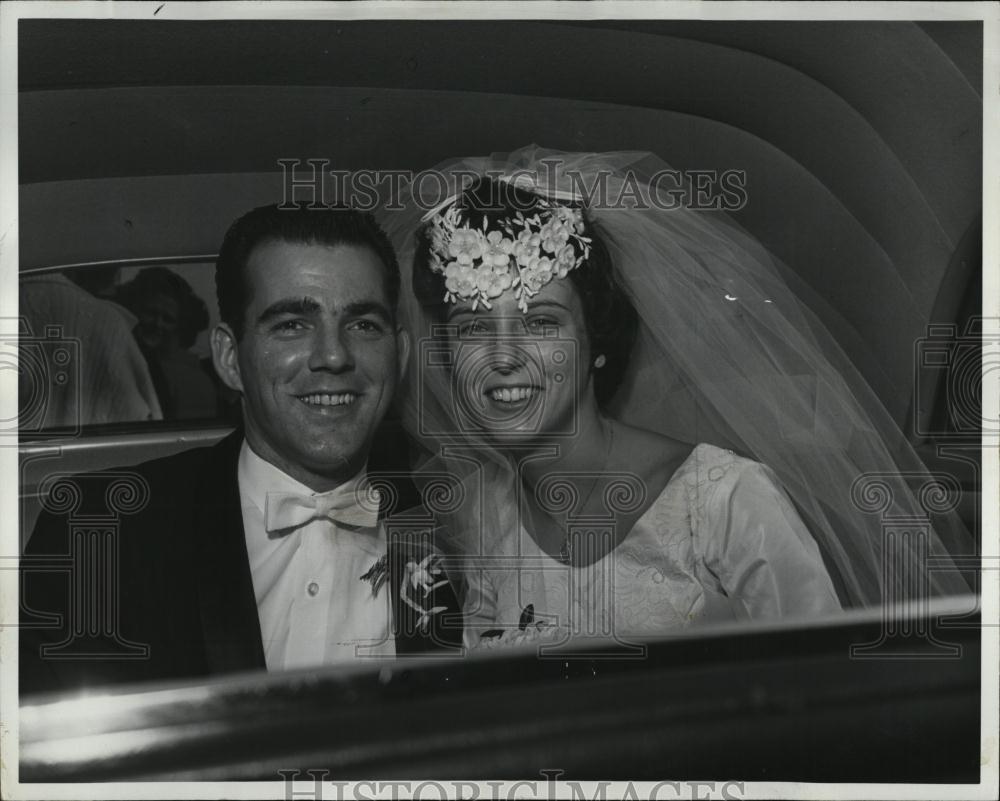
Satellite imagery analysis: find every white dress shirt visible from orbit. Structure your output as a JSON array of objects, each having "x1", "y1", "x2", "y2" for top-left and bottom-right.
[{"x1": 238, "y1": 441, "x2": 395, "y2": 670}]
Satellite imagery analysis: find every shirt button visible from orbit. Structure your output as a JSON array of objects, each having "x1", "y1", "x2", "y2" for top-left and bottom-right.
[{"x1": 307, "y1": 582, "x2": 320, "y2": 597}]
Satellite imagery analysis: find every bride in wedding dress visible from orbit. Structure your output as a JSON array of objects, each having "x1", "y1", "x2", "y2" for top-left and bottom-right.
[{"x1": 381, "y1": 146, "x2": 973, "y2": 648}]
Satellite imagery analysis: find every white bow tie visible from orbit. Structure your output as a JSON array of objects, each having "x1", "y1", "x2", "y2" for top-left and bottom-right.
[{"x1": 264, "y1": 483, "x2": 380, "y2": 534}]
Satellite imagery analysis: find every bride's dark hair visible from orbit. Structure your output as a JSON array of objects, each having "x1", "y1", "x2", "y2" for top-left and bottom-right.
[{"x1": 412, "y1": 177, "x2": 639, "y2": 407}]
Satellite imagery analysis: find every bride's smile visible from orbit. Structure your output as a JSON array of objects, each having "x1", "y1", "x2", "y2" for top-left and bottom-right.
[{"x1": 486, "y1": 385, "x2": 538, "y2": 403}]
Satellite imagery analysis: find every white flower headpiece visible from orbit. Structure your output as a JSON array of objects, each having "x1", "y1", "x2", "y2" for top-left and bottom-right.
[{"x1": 422, "y1": 176, "x2": 592, "y2": 313}]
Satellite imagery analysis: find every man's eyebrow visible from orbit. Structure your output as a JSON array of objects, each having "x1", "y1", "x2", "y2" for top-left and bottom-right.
[
  {"x1": 256, "y1": 297, "x2": 321, "y2": 325},
  {"x1": 345, "y1": 300, "x2": 393, "y2": 321}
]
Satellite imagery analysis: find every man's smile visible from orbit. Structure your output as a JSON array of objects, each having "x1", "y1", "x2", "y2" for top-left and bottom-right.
[{"x1": 297, "y1": 392, "x2": 360, "y2": 407}]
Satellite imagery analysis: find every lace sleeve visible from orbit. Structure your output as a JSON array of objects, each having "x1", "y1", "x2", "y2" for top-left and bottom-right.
[{"x1": 695, "y1": 455, "x2": 843, "y2": 619}]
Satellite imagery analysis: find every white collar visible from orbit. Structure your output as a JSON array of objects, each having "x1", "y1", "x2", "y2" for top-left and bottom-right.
[{"x1": 237, "y1": 439, "x2": 369, "y2": 514}]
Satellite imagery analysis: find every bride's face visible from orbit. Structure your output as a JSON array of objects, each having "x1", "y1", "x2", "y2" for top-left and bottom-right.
[{"x1": 443, "y1": 277, "x2": 593, "y2": 441}]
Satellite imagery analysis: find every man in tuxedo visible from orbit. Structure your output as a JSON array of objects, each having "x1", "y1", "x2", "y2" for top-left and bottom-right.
[{"x1": 21, "y1": 205, "x2": 461, "y2": 694}]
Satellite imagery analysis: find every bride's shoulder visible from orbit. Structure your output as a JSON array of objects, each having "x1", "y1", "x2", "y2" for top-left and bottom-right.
[
  {"x1": 608, "y1": 424, "x2": 773, "y2": 499},
  {"x1": 677, "y1": 442, "x2": 765, "y2": 478},
  {"x1": 645, "y1": 436, "x2": 766, "y2": 491},
  {"x1": 611, "y1": 422, "x2": 685, "y2": 459},
  {"x1": 670, "y1": 443, "x2": 789, "y2": 513},
  {"x1": 609, "y1": 422, "x2": 693, "y2": 487},
  {"x1": 611, "y1": 423, "x2": 747, "y2": 473}
]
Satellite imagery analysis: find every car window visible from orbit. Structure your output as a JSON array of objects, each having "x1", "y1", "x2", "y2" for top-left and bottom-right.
[{"x1": 17, "y1": 259, "x2": 239, "y2": 438}]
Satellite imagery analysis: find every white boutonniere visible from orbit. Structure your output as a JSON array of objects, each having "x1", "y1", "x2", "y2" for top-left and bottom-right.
[{"x1": 401, "y1": 554, "x2": 449, "y2": 631}]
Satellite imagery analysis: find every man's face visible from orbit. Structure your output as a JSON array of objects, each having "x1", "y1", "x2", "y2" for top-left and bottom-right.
[{"x1": 214, "y1": 240, "x2": 407, "y2": 490}]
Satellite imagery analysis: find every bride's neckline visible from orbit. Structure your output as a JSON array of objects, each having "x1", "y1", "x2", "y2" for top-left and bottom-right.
[{"x1": 515, "y1": 428, "x2": 696, "y2": 568}]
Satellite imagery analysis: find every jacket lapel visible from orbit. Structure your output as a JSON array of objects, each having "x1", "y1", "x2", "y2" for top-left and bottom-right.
[
  {"x1": 386, "y1": 527, "x2": 464, "y2": 656},
  {"x1": 193, "y1": 430, "x2": 267, "y2": 674}
]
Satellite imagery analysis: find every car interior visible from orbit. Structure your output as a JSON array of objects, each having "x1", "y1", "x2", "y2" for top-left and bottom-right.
[{"x1": 12, "y1": 16, "x2": 986, "y2": 784}]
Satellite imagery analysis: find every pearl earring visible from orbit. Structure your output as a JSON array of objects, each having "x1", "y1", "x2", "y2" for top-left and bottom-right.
[{"x1": 593, "y1": 354, "x2": 607, "y2": 369}]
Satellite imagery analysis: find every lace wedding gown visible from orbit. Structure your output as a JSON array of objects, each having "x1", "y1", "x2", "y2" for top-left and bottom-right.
[{"x1": 465, "y1": 444, "x2": 842, "y2": 647}]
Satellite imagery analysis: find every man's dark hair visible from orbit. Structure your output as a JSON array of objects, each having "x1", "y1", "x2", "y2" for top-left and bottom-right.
[
  {"x1": 216, "y1": 204, "x2": 400, "y2": 339},
  {"x1": 412, "y1": 178, "x2": 639, "y2": 408}
]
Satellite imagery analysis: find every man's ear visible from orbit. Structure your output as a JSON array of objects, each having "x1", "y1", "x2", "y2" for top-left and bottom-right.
[
  {"x1": 211, "y1": 323, "x2": 244, "y2": 394},
  {"x1": 395, "y1": 325, "x2": 411, "y2": 386}
]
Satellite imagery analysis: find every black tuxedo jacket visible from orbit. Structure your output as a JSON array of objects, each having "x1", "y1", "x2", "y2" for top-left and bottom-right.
[{"x1": 20, "y1": 430, "x2": 462, "y2": 695}]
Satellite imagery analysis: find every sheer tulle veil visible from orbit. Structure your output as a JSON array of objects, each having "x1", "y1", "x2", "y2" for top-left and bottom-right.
[{"x1": 379, "y1": 145, "x2": 974, "y2": 608}]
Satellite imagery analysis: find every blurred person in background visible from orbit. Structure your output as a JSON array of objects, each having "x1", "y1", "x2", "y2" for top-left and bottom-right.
[{"x1": 117, "y1": 267, "x2": 219, "y2": 420}]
